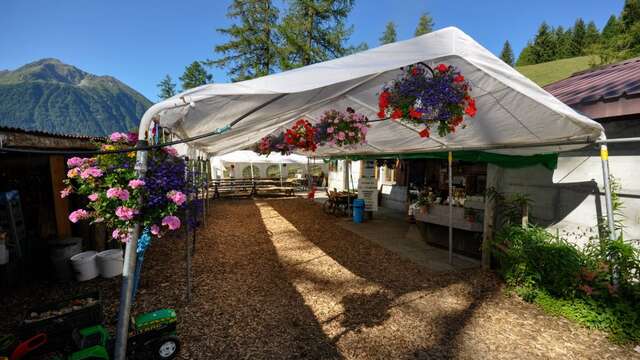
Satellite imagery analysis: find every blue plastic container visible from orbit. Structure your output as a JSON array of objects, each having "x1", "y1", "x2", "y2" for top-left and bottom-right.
[{"x1": 352, "y1": 198, "x2": 365, "y2": 223}]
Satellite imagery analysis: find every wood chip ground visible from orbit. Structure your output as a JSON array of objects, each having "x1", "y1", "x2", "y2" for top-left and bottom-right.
[{"x1": 2, "y1": 198, "x2": 638, "y2": 359}]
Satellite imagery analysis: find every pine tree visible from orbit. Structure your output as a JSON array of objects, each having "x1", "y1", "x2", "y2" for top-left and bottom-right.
[
  {"x1": 380, "y1": 21, "x2": 397, "y2": 45},
  {"x1": 414, "y1": 12, "x2": 434, "y2": 36},
  {"x1": 601, "y1": 15, "x2": 621, "y2": 43},
  {"x1": 584, "y1": 21, "x2": 601, "y2": 51},
  {"x1": 621, "y1": 0, "x2": 640, "y2": 30},
  {"x1": 570, "y1": 18, "x2": 587, "y2": 56},
  {"x1": 346, "y1": 42, "x2": 369, "y2": 55},
  {"x1": 157, "y1": 75, "x2": 177, "y2": 100},
  {"x1": 209, "y1": 0, "x2": 280, "y2": 81},
  {"x1": 554, "y1": 26, "x2": 572, "y2": 59},
  {"x1": 516, "y1": 42, "x2": 536, "y2": 66},
  {"x1": 180, "y1": 61, "x2": 212, "y2": 90},
  {"x1": 499, "y1": 40, "x2": 515, "y2": 66},
  {"x1": 279, "y1": 0, "x2": 354, "y2": 69},
  {"x1": 531, "y1": 22, "x2": 556, "y2": 63}
]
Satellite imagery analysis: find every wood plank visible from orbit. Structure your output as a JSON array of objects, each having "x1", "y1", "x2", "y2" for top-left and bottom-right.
[{"x1": 49, "y1": 155, "x2": 71, "y2": 240}]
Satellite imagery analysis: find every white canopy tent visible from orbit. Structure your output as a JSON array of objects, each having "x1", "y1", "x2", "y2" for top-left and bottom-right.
[
  {"x1": 138, "y1": 26, "x2": 604, "y2": 157},
  {"x1": 115, "y1": 27, "x2": 615, "y2": 359},
  {"x1": 210, "y1": 150, "x2": 325, "y2": 180}
]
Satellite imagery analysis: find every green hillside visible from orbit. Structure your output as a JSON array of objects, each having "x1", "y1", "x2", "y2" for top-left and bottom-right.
[
  {"x1": 0, "y1": 58, "x2": 152, "y2": 136},
  {"x1": 516, "y1": 56, "x2": 595, "y2": 87}
]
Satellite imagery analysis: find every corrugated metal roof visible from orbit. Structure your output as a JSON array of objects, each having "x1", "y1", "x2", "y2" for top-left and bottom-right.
[
  {"x1": 544, "y1": 57, "x2": 640, "y2": 106},
  {"x1": 0, "y1": 125, "x2": 104, "y2": 140}
]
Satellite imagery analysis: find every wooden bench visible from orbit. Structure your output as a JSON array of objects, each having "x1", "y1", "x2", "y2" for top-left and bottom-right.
[{"x1": 212, "y1": 178, "x2": 295, "y2": 198}]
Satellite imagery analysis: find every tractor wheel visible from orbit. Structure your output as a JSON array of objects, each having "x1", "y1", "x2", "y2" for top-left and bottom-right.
[{"x1": 154, "y1": 335, "x2": 180, "y2": 359}]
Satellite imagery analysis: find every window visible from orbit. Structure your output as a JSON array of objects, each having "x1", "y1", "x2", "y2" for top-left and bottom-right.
[
  {"x1": 266, "y1": 165, "x2": 281, "y2": 178},
  {"x1": 242, "y1": 165, "x2": 260, "y2": 178}
]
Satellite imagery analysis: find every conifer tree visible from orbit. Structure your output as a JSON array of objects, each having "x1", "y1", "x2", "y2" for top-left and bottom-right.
[
  {"x1": 601, "y1": 15, "x2": 621, "y2": 43},
  {"x1": 180, "y1": 61, "x2": 212, "y2": 90},
  {"x1": 584, "y1": 21, "x2": 601, "y2": 51},
  {"x1": 157, "y1": 75, "x2": 177, "y2": 100},
  {"x1": 621, "y1": 0, "x2": 640, "y2": 30},
  {"x1": 531, "y1": 22, "x2": 556, "y2": 63},
  {"x1": 414, "y1": 12, "x2": 434, "y2": 36},
  {"x1": 554, "y1": 26, "x2": 572, "y2": 59},
  {"x1": 570, "y1": 18, "x2": 587, "y2": 56},
  {"x1": 279, "y1": 0, "x2": 354, "y2": 69},
  {"x1": 380, "y1": 21, "x2": 397, "y2": 45},
  {"x1": 210, "y1": 0, "x2": 280, "y2": 81},
  {"x1": 516, "y1": 42, "x2": 536, "y2": 66},
  {"x1": 499, "y1": 40, "x2": 515, "y2": 66}
]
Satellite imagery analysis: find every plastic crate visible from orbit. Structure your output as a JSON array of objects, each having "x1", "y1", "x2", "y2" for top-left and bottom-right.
[{"x1": 19, "y1": 291, "x2": 103, "y2": 344}]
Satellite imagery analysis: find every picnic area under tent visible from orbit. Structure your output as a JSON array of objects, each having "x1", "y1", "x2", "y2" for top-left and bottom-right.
[
  {"x1": 211, "y1": 150, "x2": 326, "y2": 180},
  {"x1": 114, "y1": 26, "x2": 620, "y2": 359}
]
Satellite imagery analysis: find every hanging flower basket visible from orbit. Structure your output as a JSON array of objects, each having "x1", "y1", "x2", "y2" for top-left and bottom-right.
[
  {"x1": 315, "y1": 108, "x2": 369, "y2": 147},
  {"x1": 252, "y1": 108, "x2": 369, "y2": 155},
  {"x1": 253, "y1": 132, "x2": 296, "y2": 156},
  {"x1": 378, "y1": 63, "x2": 476, "y2": 137},
  {"x1": 62, "y1": 132, "x2": 190, "y2": 242}
]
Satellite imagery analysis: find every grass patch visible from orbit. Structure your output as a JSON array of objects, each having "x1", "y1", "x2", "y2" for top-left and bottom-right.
[{"x1": 516, "y1": 56, "x2": 594, "y2": 86}]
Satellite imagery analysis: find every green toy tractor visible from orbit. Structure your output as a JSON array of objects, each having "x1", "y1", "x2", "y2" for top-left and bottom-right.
[{"x1": 68, "y1": 308, "x2": 180, "y2": 360}]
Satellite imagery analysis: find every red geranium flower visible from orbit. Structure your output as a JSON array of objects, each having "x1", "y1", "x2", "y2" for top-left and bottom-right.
[
  {"x1": 453, "y1": 74, "x2": 465, "y2": 83},
  {"x1": 412, "y1": 67, "x2": 420, "y2": 76},
  {"x1": 378, "y1": 91, "x2": 390, "y2": 110},
  {"x1": 452, "y1": 116, "x2": 463, "y2": 126},
  {"x1": 464, "y1": 99, "x2": 477, "y2": 117},
  {"x1": 409, "y1": 108, "x2": 422, "y2": 119},
  {"x1": 391, "y1": 108, "x2": 403, "y2": 120},
  {"x1": 436, "y1": 64, "x2": 448, "y2": 72},
  {"x1": 377, "y1": 110, "x2": 386, "y2": 118},
  {"x1": 419, "y1": 128, "x2": 430, "y2": 138}
]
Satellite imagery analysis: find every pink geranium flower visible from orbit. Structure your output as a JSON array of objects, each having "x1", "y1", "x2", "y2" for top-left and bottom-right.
[
  {"x1": 60, "y1": 186, "x2": 72, "y2": 199},
  {"x1": 337, "y1": 132, "x2": 346, "y2": 141},
  {"x1": 150, "y1": 224, "x2": 161, "y2": 236},
  {"x1": 128, "y1": 179, "x2": 145, "y2": 189},
  {"x1": 166, "y1": 190, "x2": 187, "y2": 206},
  {"x1": 112, "y1": 229, "x2": 130, "y2": 242},
  {"x1": 106, "y1": 187, "x2": 130, "y2": 201},
  {"x1": 162, "y1": 215, "x2": 181, "y2": 230},
  {"x1": 68, "y1": 209, "x2": 89, "y2": 223},
  {"x1": 109, "y1": 132, "x2": 129, "y2": 142},
  {"x1": 80, "y1": 167, "x2": 103, "y2": 179},
  {"x1": 66, "y1": 157, "x2": 85, "y2": 168},
  {"x1": 327, "y1": 127, "x2": 334, "y2": 134},
  {"x1": 88, "y1": 193, "x2": 99, "y2": 202},
  {"x1": 162, "y1": 146, "x2": 178, "y2": 156},
  {"x1": 115, "y1": 206, "x2": 137, "y2": 220}
]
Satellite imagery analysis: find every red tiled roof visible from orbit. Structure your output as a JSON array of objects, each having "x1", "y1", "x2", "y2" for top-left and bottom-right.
[{"x1": 544, "y1": 57, "x2": 640, "y2": 106}]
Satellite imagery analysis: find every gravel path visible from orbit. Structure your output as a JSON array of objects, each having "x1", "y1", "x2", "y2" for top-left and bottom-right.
[{"x1": 2, "y1": 198, "x2": 637, "y2": 359}]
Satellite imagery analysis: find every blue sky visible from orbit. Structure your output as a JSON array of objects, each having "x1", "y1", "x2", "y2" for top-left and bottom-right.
[{"x1": 1, "y1": 0, "x2": 625, "y2": 102}]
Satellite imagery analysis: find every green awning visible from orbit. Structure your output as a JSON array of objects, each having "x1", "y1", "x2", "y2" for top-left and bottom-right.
[{"x1": 329, "y1": 151, "x2": 558, "y2": 170}]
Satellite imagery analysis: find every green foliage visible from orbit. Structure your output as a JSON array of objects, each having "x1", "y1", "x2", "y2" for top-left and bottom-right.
[
  {"x1": 515, "y1": 42, "x2": 536, "y2": 66},
  {"x1": 414, "y1": 12, "x2": 434, "y2": 37},
  {"x1": 379, "y1": 21, "x2": 397, "y2": 45},
  {"x1": 601, "y1": 15, "x2": 621, "y2": 43},
  {"x1": 180, "y1": 61, "x2": 212, "y2": 90},
  {"x1": 499, "y1": 41, "x2": 515, "y2": 66},
  {"x1": 157, "y1": 74, "x2": 177, "y2": 100},
  {"x1": 278, "y1": 0, "x2": 354, "y2": 69},
  {"x1": 531, "y1": 22, "x2": 556, "y2": 63},
  {"x1": 0, "y1": 59, "x2": 150, "y2": 136},
  {"x1": 621, "y1": 0, "x2": 640, "y2": 30},
  {"x1": 494, "y1": 225, "x2": 583, "y2": 297},
  {"x1": 210, "y1": 0, "x2": 280, "y2": 81}
]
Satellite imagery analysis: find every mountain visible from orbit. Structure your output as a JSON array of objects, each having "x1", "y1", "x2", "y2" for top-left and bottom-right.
[{"x1": 0, "y1": 58, "x2": 152, "y2": 136}]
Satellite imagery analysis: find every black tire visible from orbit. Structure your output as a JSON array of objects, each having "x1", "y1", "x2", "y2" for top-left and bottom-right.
[{"x1": 154, "y1": 335, "x2": 180, "y2": 359}]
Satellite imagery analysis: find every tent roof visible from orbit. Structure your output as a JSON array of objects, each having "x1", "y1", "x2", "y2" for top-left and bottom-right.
[
  {"x1": 140, "y1": 27, "x2": 604, "y2": 157},
  {"x1": 212, "y1": 150, "x2": 323, "y2": 166}
]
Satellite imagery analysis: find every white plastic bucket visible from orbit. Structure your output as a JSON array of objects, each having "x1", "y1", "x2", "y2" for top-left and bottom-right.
[
  {"x1": 70, "y1": 251, "x2": 99, "y2": 281},
  {"x1": 96, "y1": 249, "x2": 123, "y2": 278}
]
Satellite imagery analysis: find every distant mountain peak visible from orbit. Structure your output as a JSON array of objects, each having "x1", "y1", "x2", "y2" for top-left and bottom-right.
[{"x1": 0, "y1": 58, "x2": 152, "y2": 136}]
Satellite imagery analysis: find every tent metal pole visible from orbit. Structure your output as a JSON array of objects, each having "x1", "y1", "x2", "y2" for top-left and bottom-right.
[
  {"x1": 448, "y1": 151, "x2": 453, "y2": 265},
  {"x1": 600, "y1": 145, "x2": 616, "y2": 240},
  {"x1": 114, "y1": 141, "x2": 147, "y2": 360}
]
